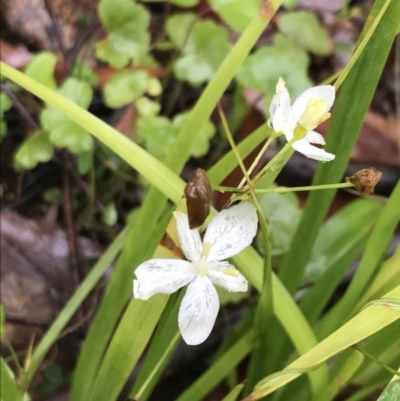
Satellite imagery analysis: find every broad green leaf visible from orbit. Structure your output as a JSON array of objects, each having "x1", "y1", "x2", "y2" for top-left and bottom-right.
[
  {"x1": 208, "y1": 0, "x2": 263, "y2": 32},
  {"x1": 15, "y1": 131, "x2": 54, "y2": 169},
  {"x1": 41, "y1": 78, "x2": 93, "y2": 154},
  {"x1": 138, "y1": 113, "x2": 216, "y2": 159},
  {"x1": 259, "y1": 191, "x2": 301, "y2": 257},
  {"x1": 377, "y1": 380, "x2": 400, "y2": 401},
  {"x1": 1, "y1": 358, "x2": 22, "y2": 401},
  {"x1": 173, "y1": 111, "x2": 216, "y2": 157},
  {"x1": 135, "y1": 97, "x2": 161, "y2": 116},
  {"x1": 170, "y1": 0, "x2": 200, "y2": 6},
  {"x1": 236, "y1": 34, "x2": 312, "y2": 114},
  {"x1": 172, "y1": 19, "x2": 232, "y2": 85},
  {"x1": 137, "y1": 115, "x2": 176, "y2": 158},
  {"x1": 166, "y1": 13, "x2": 197, "y2": 49},
  {"x1": 277, "y1": 11, "x2": 331, "y2": 55},
  {"x1": 77, "y1": 148, "x2": 93, "y2": 174},
  {"x1": 96, "y1": 0, "x2": 150, "y2": 68},
  {"x1": 103, "y1": 70, "x2": 148, "y2": 108},
  {"x1": 24, "y1": 52, "x2": 57, "y2": 89}
]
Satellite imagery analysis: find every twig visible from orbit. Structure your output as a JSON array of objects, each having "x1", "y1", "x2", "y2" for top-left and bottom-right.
[{"x1": 0, "y1": 82, "x2": 39, "y2": 130}]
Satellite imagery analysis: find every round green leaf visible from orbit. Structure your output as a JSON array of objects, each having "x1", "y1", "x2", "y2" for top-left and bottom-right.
[
  {"x1": 24, "y1": 52, "x2": 57, "y2": 89},
  {"x1": 208, "y1": 0, "x2": 263, "y2": 32},
  {"x1": 96, "y1": 0, "x2": 150, "y2": 68},
  {"x1": 173, "y1": 112, "x2": 215, "y2": 157},
  {"x1": 236, "y1": 34, "x2": 312, "y2": 115},
  {"x1": 172, "y1": 19, "x2": 232, "y2": 85},
  {"x1": 103, "y1": 70, "x2": 148, "y2": 108},
  {"x1": 137, "y1": 115, "x2": 175, "y2": 158},
  {"x1": 15, "y1": 131, "x2": 54, "y2": 169},
  {"x1": 49, "y1": 120, "x2": 93, "y2": 154},
  {"x1": 277, "y1": 11, "x2": 331, "y2": 55},
  {"x1": 41, "y1": 78, "x2": 93, "y2": 154},
  {"x1": 166, "y1": 13, "x2": 197, "y2": 49}
]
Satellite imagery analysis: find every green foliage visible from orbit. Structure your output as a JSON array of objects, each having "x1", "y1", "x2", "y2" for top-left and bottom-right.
[
  {"x1": 135, "y1": 97, "x2": 161, "y2": 116},
  {"x1": 0, "y1": 91, "x2": 13, "y2": 139},
  {"x1": 102, "y1": 203, "x2": 118, "y2": 226},
  {"x1": 138, "y1": 112, "x2": 215, "y2": 159},
  {"x1": 35, "y1": 364, "x2": 69, "y2": 396},
  {"x1": 167, "y1": 14, "x2": 232, "y2": 85},
  {"x1": 377, "y1": 378, "x2": 400, "y2": 400},
  {"x1": 24, "y1": 52, "x2": 57, "y2": 89},
  {"x1": 41, "y1": 77, "x2": 93, "y2": 154},
  {"x1": 259, "y1": 191, "x2": 301, "y2": 257},
  {"x1": 170, "y1": 0, "x2": 200, "y2": 6},
  {"x1": 71, "y1": 58, "x2": 99, "y2": 87},
  {"x1": 236, "y1": 34, "x2": 312, "y2": 114},
  {"x1": 96, "y1": 0, "x2": 150, "y2": 68},
  {"x1": 15, "y1": 131, "x2": 54, "y2": 169},
  {"x1": 277, "y1": 11, "x2": 331, "y2": 55},
  {"x1": 103, "y1": 70, "x2": 149, "y2": 108},
  {"x1": 208, "y1": 0, "x2": 263, "y2": 32}
]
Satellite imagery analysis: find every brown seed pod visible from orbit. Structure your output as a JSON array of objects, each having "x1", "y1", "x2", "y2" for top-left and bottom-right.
[
  {"x1": 184, "y1": 168, "x2": 213, "y2": 229},
  {"x1": 345, "y1": 167, "x2": 382, "y2": 197}
]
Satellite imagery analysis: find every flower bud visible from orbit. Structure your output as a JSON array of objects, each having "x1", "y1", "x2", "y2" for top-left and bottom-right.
[
  {"x1": 184, "y1": 168, "x2": 213, "y2": 229},
  {"x1": 345, "y1": 168, "x2": 382, "y2": 197}
]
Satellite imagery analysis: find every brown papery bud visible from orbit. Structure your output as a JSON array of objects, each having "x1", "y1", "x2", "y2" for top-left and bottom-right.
[
  {"x1": 345, "y1": 168, "x2": 382, "y2": 197},
  {"x1": 184, "y1": 168, "x2": 213, "y2": 229}
]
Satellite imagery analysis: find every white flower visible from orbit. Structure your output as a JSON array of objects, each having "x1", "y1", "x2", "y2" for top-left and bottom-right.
[
  {"x1": 133, "y1": 202, "x2": 258, "y2": 346},
  {"x1": 269, "y1": 78, "x2": 336, "y2": 162}
]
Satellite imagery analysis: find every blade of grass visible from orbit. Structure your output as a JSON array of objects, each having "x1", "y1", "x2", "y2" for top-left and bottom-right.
[
  {"x1": 70, "y1": 200, "x2": 171, "y2": 400},
  {"x1": 317, "y1": 181, "x2": 400, "y2": 339},
  {"x1": 277, "y1": 0, "x2": 400, "y2": 295},
  {"x1": 24, "y1": 225, "x2": 129, "y2": 388},
  {"x1": 176, "y1": 330, "x2": 253, "y2": 401},
  {"x1": 244, "y1": 287, "x2": 400, "y2": 400},
  {"x1": 1, "y1": 358, "x2": 23, "y2": 401}
]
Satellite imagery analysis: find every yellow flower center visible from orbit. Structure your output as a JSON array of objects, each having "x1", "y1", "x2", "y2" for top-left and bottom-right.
[
  {"x1": 222, "y1": 268, "x2": 240, "y2": 277},
  {"x1": 299, "y1": 96, "x2": 330, "y2": 131}
]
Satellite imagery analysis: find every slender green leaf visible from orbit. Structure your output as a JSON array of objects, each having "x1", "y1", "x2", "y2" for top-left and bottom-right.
[
  {"x1": 176, "y1": 331, "x2": 253, "y2": 401},
  {"x1": 278, "y1": 0, "x2": 400, "y2": 295},
  {"x1": 24, "y1": 227, "x2": 129, "y2": 387},
  {"x1": 1, "y1": 358, "x2": 22, "y2": 401},
  {"x1": 317, "y1": 181, "x2": 400, "y2": 338}
]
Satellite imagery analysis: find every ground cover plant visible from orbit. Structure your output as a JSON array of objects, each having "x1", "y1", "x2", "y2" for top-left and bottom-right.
[{"x1": 1, "y1": 0, "x2": 400, "y2": 400}]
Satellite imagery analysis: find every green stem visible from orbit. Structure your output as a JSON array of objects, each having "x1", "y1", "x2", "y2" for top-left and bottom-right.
[
  {"x1": 237, "y1": 134, "x2": 275, "y2": 189},
  {"x1": 251, "y1": 138, "x2": 296, "y2": 185}
]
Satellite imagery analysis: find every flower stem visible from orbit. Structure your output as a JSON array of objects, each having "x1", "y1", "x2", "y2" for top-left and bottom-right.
[{"x1": 237, "y1": 134, "x2": 275, "y2": 189}]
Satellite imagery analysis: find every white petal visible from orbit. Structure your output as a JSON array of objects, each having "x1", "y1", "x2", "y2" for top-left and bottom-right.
[
  {"x1": 292, "y1": 139, "x2": 335, "y2": 162},
  {"x1": 305, "y1": 130, "x2": 326, "y2": 145},
  {"x1": 173, "y1": 211, "x2": 203, "y2": 262},
  {"x1": 133, "y1": 259, "x2": 195, "y2": 300},
  {"x1": 204, "y1": 202, "x2": 258, "y2": 262},
  {"x1": 269, "y1": 78, "x2": 291, "y2": 132},
  {"x1": 287, "y1": 85, "x2": 335, "y2": 128},
  {"x1": 178, "y1": 276, "x2": 219, "y2": 345},
  {"x1": 208, "y1": 261, "x2": 248, "y2": 292}
]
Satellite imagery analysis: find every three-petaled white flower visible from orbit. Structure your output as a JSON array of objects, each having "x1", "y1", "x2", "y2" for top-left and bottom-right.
[
  {"x1": 269, "y1": 78, "x2": 336, "y2": 162},
  {"x1": 133, "y1": 202, "x2": 258, "y2": 345}
]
